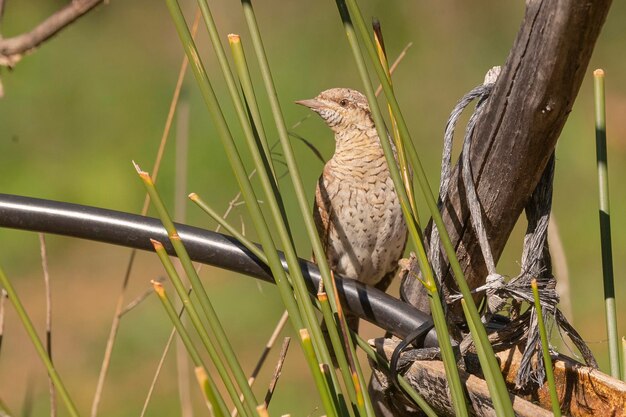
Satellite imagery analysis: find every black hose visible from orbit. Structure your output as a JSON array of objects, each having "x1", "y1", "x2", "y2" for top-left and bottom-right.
[{"x1": 0, "y1": 193, "x2": 436, "y2": 346}]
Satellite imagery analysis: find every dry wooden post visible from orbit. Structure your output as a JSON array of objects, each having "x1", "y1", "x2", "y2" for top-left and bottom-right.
[
  {"x1": 401, "y1": 0, "x2": 613, "y2": 313},
  {"x1": 370, "y1": 338, "x2": 626, "y2": 417},
  {"x1": 380, "y1": 1, "x2": 615, "y2": 416}
]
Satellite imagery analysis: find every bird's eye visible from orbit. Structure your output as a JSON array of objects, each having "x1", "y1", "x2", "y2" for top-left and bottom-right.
[{"x1": 339, "y1": 99, "x2": 348, "y2": 107}]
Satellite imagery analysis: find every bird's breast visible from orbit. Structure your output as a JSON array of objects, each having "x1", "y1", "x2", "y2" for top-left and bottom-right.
[{"x1": 320, "y1": 156, "x2": 407, "y2": 285}]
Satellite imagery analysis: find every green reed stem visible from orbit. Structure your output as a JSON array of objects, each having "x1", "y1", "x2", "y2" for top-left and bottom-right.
[
  {"x1": 150, "y1": 238, "x2": 252, "y2": 417},
  {"x1": 194, "y1": 194, "x2": 367, "y2": 415},
  {"x1": 300, "y1": 329, "x2": 340, "y2": 417},
  {"x1": 239, "y1": 0, "x2": 342, "y2": 322},
  {"x1": 372, "y1": 19, "x2": 417, "y2": 221},
  {"x1": 460, "y1": 299, "x2": 511, "y2": 415},
  {"x1": 0, "y1": 267, "x2": 80, "y2": 417},
  {"x1": 194, "y1": 367, "x2": 228, "y2": 417},
  {"x1": 162, "y1": 4, "x2": 344, "y2": 412},
  {"x1": 137, "y1": 167, "x2": 258, "y2": 415},
  {"x1": 333, "y1": 2, "x2": 470, "y2": 416},
  {"x1": 195, "y1": 0, "x2": 296, "y2": 267},
  {"x1": 189, "y1": 193, "x2": 265, "y2": 261},
  {"x1": 338, "y1": 1, "x2": 513, "y2": 414},
  {"x1": 194, "y1": 0, "x2": 278, "y2": 187},
  {"x1": 192, "y1": 0, "x2": 342, "y2": 383},
  {"x1": 228, "y1": 34, "x2": 277, "y2": 184},
  {"x1": 593, "y1": 69, "x2": 621, "y2": 379},
  {"x1": 354, "y1": 335, "x2": 437, "y2": 417},
  {"x1": 152, "y1": 280, "x2": 229, "y2": 417},
  {"x1": 531, "y1": 280, "x2": 561, "y2": 417},
  {"x1": 239, "y1": 0, "x2": 364, "y2": 405},
  {"x1": 318, "y1": 293, "x2": 360, "y2": 413}
]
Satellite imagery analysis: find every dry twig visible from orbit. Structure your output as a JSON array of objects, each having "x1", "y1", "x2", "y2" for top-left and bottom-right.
[
  {"x1": 39, "y1": 233, "x2": 57, "y2": 417},
  {"x1": 0, "y1": 289, "x2": 7, "y2": 354},
  {"x1": 232, "y1": 311, "x2": 290, "y2": 417},
  {"x1": 0, "y1": 0, "x2": 105, "y2": 67},
  {"x1": 262, "y1": 337, "x2": 291, "y2": 410}
]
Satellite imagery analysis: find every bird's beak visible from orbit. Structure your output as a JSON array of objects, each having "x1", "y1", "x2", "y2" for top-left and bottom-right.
[{"x1": 295, "y1": 98, "x2": 324, "y2": 110}]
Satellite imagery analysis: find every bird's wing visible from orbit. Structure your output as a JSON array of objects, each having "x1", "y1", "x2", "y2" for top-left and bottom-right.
[
  {"x1": 312, "y1": 175, "x2": 333, "y2": 264},
  {"x1": 375, "y1": 229, "x2": 409, "y2": 293}
]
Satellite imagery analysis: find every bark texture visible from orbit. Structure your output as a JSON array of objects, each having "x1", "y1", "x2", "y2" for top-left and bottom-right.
[
  {"x1": 401, "y1": 0, "x2": 613, "y2": 312},
  {"x1": 371, "y1": 339, "x2": 626, "y2": 417},
  {"x1": 385, "y1": 1, "x2": 618, "y2": 416}
]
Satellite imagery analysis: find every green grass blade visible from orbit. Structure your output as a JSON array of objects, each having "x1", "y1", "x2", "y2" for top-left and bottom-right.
[
  {"x1": 238, "y1": 0, "x2": 362, "y2": 403},
  {"x1": 150, "y1": 239, "x2": 252, "y2": 417},
  {"x1": 300, "y1": 329, "x2": 340, "y2": 417},
  {"x1": 0, "y1": 267, "x2": 80, "y2": 417},
  {"x1": 317, "y1": 292, "x2": 360, "y2": 413},
  {"x1": 152, "y1": 280, "x2": 229, "y2": 417},
  {"x1": 332, "y1": 2, "x2": 470, "y2": 416},
  {"x1": 228, "y1": 33, "x2": 278, "y2": 184},
  {"x1": 160, "y1": 6, "x2": 341, "y2": 413},
  {"x1": 593, "y1": 68, "x2": 621, "y2": 379},
  {"x1": 194, "y1": 366, "x2": 228, "y2": 417},
  {"x1": 531, "y1": 279, "x2": 561, "y2": 417},
  {"x1": 137, "y1": 164, "x2": 259, "y2": 413},
  {"x1": 460, "y1": 299, "x2": 510, "y2": 416},
  {"x1": 190, "y1": 198, "x2": 349, "y2": 416},
  {"x1": 239, "y1": 0, "x2": 341, "y2": 318},
  {"x1": 354, "y1": 335, "x2": 438, "y2": 417},
  {"x1": 336, "y1": 1, "x2": 513, "y2": 414},
  {"x1": 189, "y1": 193, "x2": 266, "y2": 262},
  {"x1": 190, "y1": 0, "x2": 343, "y2": 386},
  {"x1": 372, "y1": 19, "x2": 417, "y2": 221}
]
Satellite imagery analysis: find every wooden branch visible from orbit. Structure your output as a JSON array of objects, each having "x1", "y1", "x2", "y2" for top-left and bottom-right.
[
  {"x1": 0, "y1": 0, "x2": 104, "y2": 67},
  {"x1": 370, "y1": 338, "x2": 626, "y2": 417},
  {"x1": 402, "y1": 0, "x2": 613, "y2": 312},
  {"x1": 495, "y1": 347, "x2": 626, "y2": 417},
  {"x1": 370, "y1": 339, "x2": 552, "y2": 417}
]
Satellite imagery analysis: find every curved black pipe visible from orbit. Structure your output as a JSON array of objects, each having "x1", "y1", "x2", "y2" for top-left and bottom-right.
[{"x1": 0, "y1": 193, "x2": 437, "y2": 346}]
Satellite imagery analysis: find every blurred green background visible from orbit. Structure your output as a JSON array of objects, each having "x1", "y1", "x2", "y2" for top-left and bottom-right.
[{"x1": 1, "y1": 1, "x2": 625, "y2": 415}]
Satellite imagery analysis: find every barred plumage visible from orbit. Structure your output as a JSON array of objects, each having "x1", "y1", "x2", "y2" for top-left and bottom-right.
[{"x1": 296, "y1": 88, "x2": 408, "y2": 334}]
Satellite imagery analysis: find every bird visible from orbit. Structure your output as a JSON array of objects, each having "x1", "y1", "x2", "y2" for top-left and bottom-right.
[{"x1": 296, "y1": 87, "x2": 408, "y2": 335}]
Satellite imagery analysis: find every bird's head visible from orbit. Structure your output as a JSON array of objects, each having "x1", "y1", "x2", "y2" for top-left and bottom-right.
[{"x1": 295, "y1": 88, "x2": 374, "y2": 134}]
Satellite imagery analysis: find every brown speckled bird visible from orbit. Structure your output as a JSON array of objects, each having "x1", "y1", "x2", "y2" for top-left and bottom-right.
[{"x1": 296, "y1": 88, "x2": 408, "y2": 333}]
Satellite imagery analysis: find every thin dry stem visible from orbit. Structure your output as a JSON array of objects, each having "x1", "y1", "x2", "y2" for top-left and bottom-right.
[
  {"x1": 39, "y1": 233, "x2": 57, "y2": 417},
  {"x1": 139, "y1": 327, "x2": 178, "y2": 417},
  {"x1": 374, "y1": 41, "x2": 413, "y2": 97},
  {"x1": 0, "y1": 289, "x2": 7, "y2": 353},
  {"x1": 90, "y1": 251, "x2": 136, "y2": 417},
  {"x1": 0, "y1": 0, "x2": 104, "y2": 67},
  {"x1": 232, "y1": 310, "x2": 289, "y2": 417},
  {"x1": 549, "y1": 216, "x2": 572, "y2": 321},
  {"x1": 139, "y1": 288, "x2": 190, "y2": 417},
  {"x1": 119, "y1": 277, "x2": 165, "y2": 317},
  {"x1": 329, "y1": 270, "x2": 358, "y2": 374},
  {"x1": 262, "y1": 337, "x2": 291, "y2": 409},
  {"x1": 90, "y1": 11, "x2": 202, "y2": 417}
]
